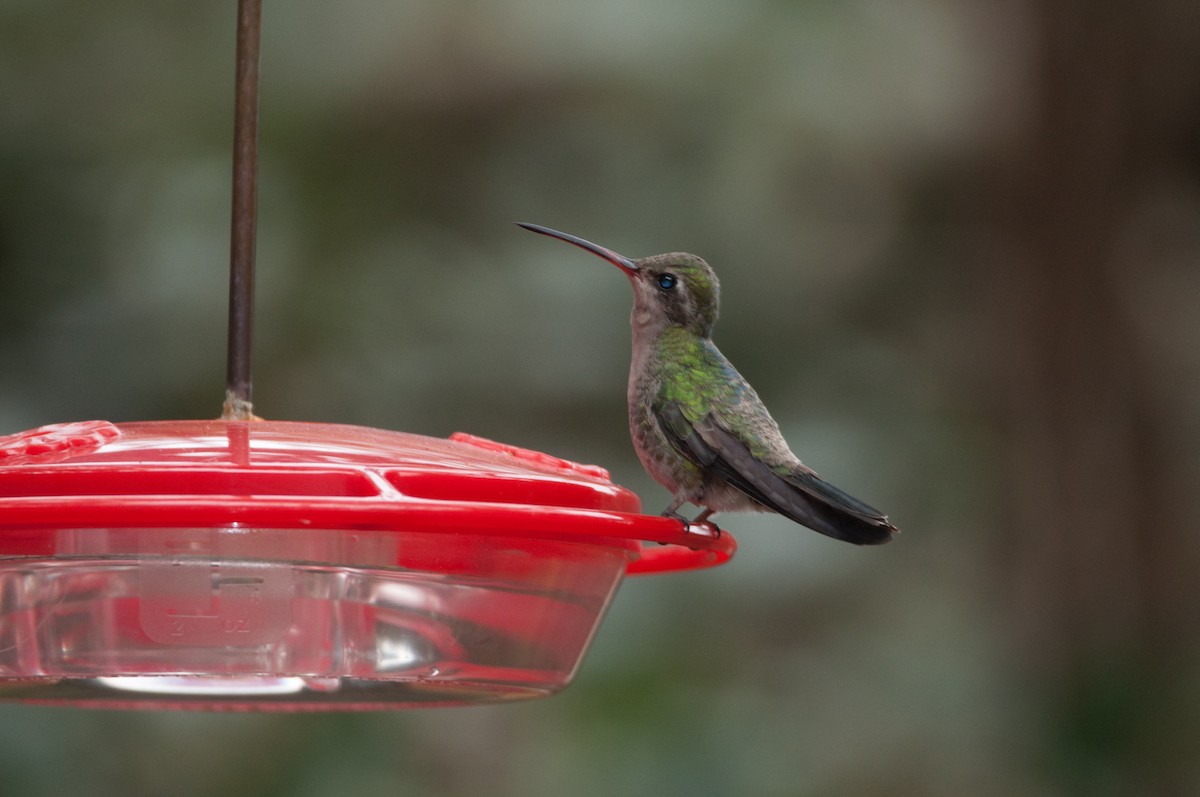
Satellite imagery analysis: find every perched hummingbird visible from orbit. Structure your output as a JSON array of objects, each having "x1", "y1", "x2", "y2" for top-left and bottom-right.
[{"x1": 518, "y1": 223, "x2": 896, "y2": 545}]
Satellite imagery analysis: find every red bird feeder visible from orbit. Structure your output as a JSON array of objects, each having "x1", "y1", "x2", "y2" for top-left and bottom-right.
[
  {"x1": 0, "y1": 2, "x2": 737, "y2": 710},
  {"x1": 0, "y1": 420, "x2": 732, "y2": 710}
]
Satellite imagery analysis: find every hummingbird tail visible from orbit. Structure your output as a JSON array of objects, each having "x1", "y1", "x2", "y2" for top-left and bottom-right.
[{"x1": 775, "y1": 469, "x2": 897, "y2": 545}]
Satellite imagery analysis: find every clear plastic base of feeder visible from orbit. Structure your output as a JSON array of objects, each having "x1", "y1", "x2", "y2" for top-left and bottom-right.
[{"x1": 0, "y1": 527, "x2": 630, "y2": 710}]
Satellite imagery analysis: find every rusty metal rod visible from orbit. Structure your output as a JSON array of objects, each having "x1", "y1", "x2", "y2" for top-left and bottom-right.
[{"x1": 223, "y1": 0, "x2": 263, "y2": 420}]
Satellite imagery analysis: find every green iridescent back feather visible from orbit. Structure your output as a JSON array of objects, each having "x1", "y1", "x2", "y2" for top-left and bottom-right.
[{"x1": 653, "y1": 327, "x2": 794, "y2": 468}]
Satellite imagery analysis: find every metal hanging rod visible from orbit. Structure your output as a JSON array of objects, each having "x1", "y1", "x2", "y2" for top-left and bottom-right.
[{"x1": 223, "y1": 0, "x2": 263, "y2": 421}]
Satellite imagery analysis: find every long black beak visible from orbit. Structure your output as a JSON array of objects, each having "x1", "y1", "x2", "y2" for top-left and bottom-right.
[{"x1": 517, "y1": 222, "x2": 639, "y2": 275}]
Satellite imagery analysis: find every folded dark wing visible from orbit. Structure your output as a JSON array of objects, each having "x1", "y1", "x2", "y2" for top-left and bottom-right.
[{"x1": 655, "y1": 401, "x2": 895, "y2": 545}]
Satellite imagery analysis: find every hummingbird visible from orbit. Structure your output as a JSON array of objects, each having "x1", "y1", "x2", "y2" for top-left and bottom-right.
[{"x1": 518, "y1": 223, "x2": 896, "y2": 545}]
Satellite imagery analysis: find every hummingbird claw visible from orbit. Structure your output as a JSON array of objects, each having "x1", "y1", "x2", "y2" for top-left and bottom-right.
[
  {"x1": 662, "y1": 511, "x2": 691, "y2": 542},
  {"x1": 686, "y1": 520, "x2": 721, "y2": 540},
  {"x1": 660, "y1": 509, "x2": 721, "y2": 541},
  {"x1": 688, "y1": 508, "x2": 720, "y2": 538}
]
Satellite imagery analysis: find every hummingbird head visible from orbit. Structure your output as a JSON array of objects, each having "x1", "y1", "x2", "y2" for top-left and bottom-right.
[{"x1": 518, "y1": 223, "x2": 720, "y2": 338}]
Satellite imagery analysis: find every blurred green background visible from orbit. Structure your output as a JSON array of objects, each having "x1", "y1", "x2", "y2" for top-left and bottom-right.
[{"x1": 2, "y1": 1, "x2": 1199, "y2": 795}]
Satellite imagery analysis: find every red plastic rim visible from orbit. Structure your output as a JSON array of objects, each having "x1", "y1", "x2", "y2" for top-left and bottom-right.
[{"x1": 0, "y1": 420, "x2": 735, "y2": 574}]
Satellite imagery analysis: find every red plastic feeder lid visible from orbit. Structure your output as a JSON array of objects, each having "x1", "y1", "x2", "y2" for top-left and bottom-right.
[
  {"x1": 0, "y1": 420, "x2": 735, "y2": 710},
  {"x1": 0, "y1": 420, "x2": 733, "y2": 572}
]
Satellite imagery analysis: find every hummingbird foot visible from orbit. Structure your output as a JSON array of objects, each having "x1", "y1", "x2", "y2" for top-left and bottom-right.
[
  {"x1": 686, "y1": 518, "x2": 722, "y2": 540},
  {"x1": 659, "y1": 508, "x2": 721, "y2": 541},
  {"x1": 691, "y1": 507, "x2": 721, "y2": 535},
  {"x1": 660, "y1": 509, "x2": 691, "y2": 529}
]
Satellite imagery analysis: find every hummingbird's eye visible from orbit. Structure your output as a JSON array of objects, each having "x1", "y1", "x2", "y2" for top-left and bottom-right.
[{"x1": 656, "y1": 273, "x2": 677, "y2": 291}]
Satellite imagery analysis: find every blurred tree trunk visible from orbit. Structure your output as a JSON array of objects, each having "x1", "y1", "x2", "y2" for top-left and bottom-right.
[{"x1": 988, "y1": 1, "x2": 1200, "y2": 794}]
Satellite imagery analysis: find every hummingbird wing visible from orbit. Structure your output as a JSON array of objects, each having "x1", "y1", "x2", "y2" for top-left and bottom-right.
[{"x1": 654, "y1": 400, "x2": 895, "y2": 545}]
